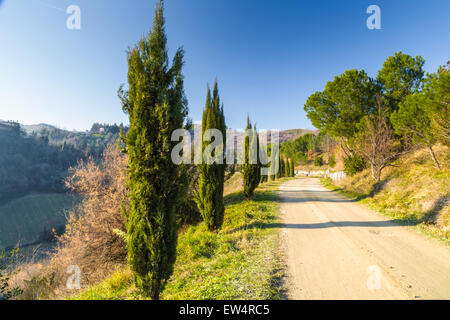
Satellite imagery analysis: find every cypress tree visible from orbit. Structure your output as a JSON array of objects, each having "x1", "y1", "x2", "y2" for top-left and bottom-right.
[
  {"x1": 268, "y1": 144, "x2": 277, "y2": 181},
  {"x1": 279, "y1": 157, "x2": 284, "y2": 177},
  {"x1": 195, "y1": 80, "x2": 226, "y2": 231},
  {"x1": 242, "y1": 116, "x2": 261, "y2": 199},
  {"x1": 290, "y1": 158, "x2": 295, "y2": 177},
  {"x1": 119, "y1": 0, "x2": 188, "y2": 300},
  {"x1": 259, "y1": 144, "x2": 268, "y2": 184},
  {"x1": 276, "y1": 152, "x2": 282, "y2": 179},
  {"x1": 285, "y1": 158, "x2": 290, "y2": 177}
]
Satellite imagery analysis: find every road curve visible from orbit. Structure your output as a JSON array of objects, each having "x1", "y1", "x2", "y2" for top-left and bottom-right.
[{"x1": 279, "y1": 177, "x2": 450, "y2": 300}]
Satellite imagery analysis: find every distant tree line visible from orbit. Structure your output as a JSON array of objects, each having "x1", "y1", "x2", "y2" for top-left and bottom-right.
[{"x1": 280, "y1": 132, "x2": 334, "y2": 166}]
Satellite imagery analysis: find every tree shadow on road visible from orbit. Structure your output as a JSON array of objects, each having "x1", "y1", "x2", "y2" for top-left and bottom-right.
[{"x1": 231, "y1": 218, "x2": 420, "y2": 232}]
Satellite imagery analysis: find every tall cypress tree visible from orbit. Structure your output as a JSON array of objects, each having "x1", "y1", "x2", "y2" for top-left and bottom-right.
[
  {"x1": 276, "y1": 152, "x2": 282, "y2": 179},
  {"x1": 119, "y1": 0, "x2": 188, "y2": 300},
  {"x1": 290, "y1": 158, "x2": 295, "y2": 177},
  {"x1": 268, "y1": 144, "x2": 277, "y2": 181},
  {"x1": 195, "y1": 80, "x2": 226, "y2": 231},
  {"x1": 285, "y1": 158, "x2": 290, "y2": 177},
  {"x1": 259, "y1": 145, "x2": 268, "y2": 184},
  {"x1": 279, "y1": 157, "x2": 284, "y2": 177},
  {"x1": 242, "y1": 116, "x2": 261, "y2": 199}
]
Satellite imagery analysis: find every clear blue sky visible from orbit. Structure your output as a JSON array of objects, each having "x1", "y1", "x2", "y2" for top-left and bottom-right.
[{"x1": 0, "y1": 0, "x2": 449, "y2": 131}]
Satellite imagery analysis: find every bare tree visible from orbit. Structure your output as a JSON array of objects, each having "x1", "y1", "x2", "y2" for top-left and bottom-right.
[{"x1": 353, "y1": 96, "x2": 404, "y2": 182}]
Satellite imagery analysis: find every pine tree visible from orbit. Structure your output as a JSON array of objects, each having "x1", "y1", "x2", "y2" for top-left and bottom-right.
[
  {"x1": 290, "y1": 158, "x2": 295, "y2": 177},
  {"x1": 242, "y1": 116, "x2": 261, "y2": 199},
  {"x1": 119, "y1": 0, "x2": 188, "y2": 300},
  {"x1": 195, "y1": 80, "x2": 226, "y2": 231}
]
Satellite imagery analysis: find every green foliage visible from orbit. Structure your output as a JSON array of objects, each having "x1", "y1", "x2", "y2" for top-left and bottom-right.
[
  {"x1": 303, "y1": 52, "x2": 426, "y2": 162},
  {"x1": 304, "y1": 69, "x2": 377, "y2": 140},
  {"x1": 390, "y1": 63, "x2": 449, "y2": 169},
  {"x1": 344, "y1": 155, "x2": 367, "y2": 176},
  {"x1": 73, "y1": 184, "x2": 285, "y2": 300},
  {"x1": 120, "y1": 1, "x2": 188, "y2": 300},
  {"x1": 314, "y1": 156, "x2": 323, "y2": 167},
  {"x1": 195, "y1": 81, "x2": 227, "y2": 230},
  {"x1": 281, "y1": 133, "x2": 321, "y2": 165},
  {"x1": 423, "y1": 63, "x2": 450, "y2": 146},
  {"x1": 289, "y1": 159, "x2": 295, "y2": 177},
  {"x1": 391, "y1": 93, "x2": 436, "y2": 147},
  {"x1": 284, "y1": 159, "x2": 290, "y2": 177},
  {"x1": 276, "y1": 152, "x2": 282, "y2": 179},
  {"x1": 328, "y1": 154, "x2": 336, "y2": 168},
  {"x1": 259, "y1": 144, "x2": 269, "y2": 184},
  {"x1": 377, "y1": 51, "x2": 425, "y2": 112},
  {"x1": 242, "y1": 116, "x2": 261, "y2": 199}
]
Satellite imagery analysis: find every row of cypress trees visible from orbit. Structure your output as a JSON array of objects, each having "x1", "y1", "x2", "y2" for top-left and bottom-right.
[{"x1": 120, "y1": 0, "x2": 295, "y2": 299}]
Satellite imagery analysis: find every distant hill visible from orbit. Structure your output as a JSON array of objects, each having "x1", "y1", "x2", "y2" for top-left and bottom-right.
[{"x1": 20, "y1": 123, "x2": 63, "y2": 135}]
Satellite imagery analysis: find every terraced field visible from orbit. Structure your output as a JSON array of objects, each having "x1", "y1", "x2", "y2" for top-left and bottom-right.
[{"x1": 0, "y1": 193, "x2": 78, "y2": 248}]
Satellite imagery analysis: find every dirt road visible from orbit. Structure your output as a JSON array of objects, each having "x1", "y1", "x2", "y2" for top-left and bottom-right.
[{"x1": 279, "y1": 177, "x2": 450, "y2": 299}]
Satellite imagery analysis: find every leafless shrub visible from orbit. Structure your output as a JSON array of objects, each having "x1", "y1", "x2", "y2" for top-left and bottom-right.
[{"x1": 353, "y1": 96, "x2": 405, "y2": 182}]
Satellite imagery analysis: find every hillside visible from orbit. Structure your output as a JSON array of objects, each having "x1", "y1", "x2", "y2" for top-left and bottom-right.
[
  {"x1": 0, "y1": 121, "x2": 121, "y2": 252},
  {"x1": 0, "y1": 121, "x2": 310, "y2": 253},
  {"x1": 324, "y1": 145, "x2": 449, "y2": 240},
  {"x1": 0, "y1": 193, "x2": 78, "y2": 249}
]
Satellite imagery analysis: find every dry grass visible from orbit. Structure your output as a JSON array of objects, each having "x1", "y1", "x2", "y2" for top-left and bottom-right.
[
  {"x1": 224, "y1": 172, "x2": 243, "y2": 196},
  {"x1": 329, "y1": 144, "x2": 450, "y2": 240}
]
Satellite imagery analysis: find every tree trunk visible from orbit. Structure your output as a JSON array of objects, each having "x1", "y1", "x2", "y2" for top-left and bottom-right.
[
  {"x1": 371, "y1": 164, "x2": 376, "y2": 181},
  {"x1": 428, "y1": 145, "x2": 441, "y2": 170},
  {"x1": 376, "y1": 167, "x2": 382, "y2": 183}
]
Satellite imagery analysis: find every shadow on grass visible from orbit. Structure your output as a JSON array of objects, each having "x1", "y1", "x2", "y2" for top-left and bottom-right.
[
  {"x1": 323, "y1": 175, "x2": 393, "y2": 202},
  {"x1": 224, "y1": 189, "x2": 279, "y2": 206},
  {"x1": 421, "y1": 193, "x2": 449, "y2": 224}
]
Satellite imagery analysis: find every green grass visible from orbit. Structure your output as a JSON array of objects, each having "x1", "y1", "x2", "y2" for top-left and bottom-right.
[
  {"x1": 72, "y1": 180, "x2": 288, "y2": 300},
  {"x1": 0, "y1": 193, "x2": 78, "y2": 248}
]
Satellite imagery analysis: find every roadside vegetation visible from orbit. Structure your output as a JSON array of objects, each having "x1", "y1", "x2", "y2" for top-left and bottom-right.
[
  {"x1": 73, "y1": 181, "x2": 286, "y2": 300},
  {"x1": 322, "y1": 144, "x2": 449, "y2": 243}
]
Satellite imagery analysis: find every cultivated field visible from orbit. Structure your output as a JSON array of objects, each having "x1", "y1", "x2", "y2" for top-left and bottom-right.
[{"x1": 0, "y1": 193, "x2": 77, "y2": 248}]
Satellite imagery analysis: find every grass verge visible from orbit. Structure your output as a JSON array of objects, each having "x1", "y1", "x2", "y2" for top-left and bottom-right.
[
  {"x1": 71, "y1": 180, "x2": 288, "y2": 300},
  {"x1": 321, "y1": 176, "x2": 449, "y2": 245}
]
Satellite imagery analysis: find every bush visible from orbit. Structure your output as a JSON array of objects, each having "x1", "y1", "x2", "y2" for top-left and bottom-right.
[
  {"x1": 314, "y1": 156, "x2": 324, "y2": 167},
  {"x1": 1, "y1": 248, "x2": 23, "y2": 300},
  {"x1": 344, "y1": 155, "x2": 367, "y2": 176}
]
